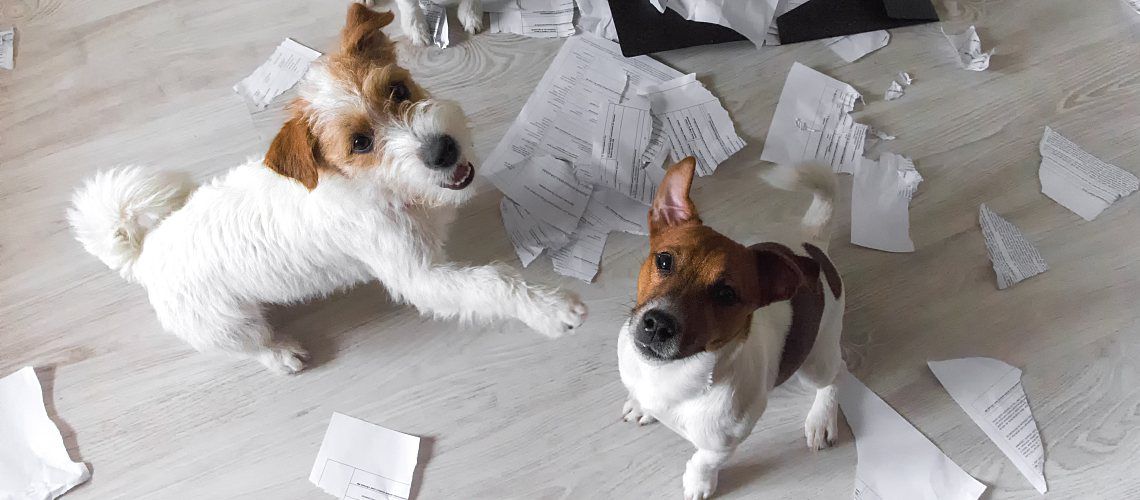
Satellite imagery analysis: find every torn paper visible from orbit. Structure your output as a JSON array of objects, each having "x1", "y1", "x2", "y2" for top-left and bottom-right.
[
  {"x1": 851, "y1": 153, "x2": 921, "y2": 252},
  {"x1": 574, "y1": 0, "x2": 619, "y2": 41},
  {"x1": 484, "y1": 34, "x2": 682, "y2": 179},
  {"x1": 501, "y1": 197, "x2": 571, "y2": 266},
  {"x1": 763, "y1": 0, "x2": 808, "y2": 45},
  {"x1": 837, "y1": 370, "x2": 987, "y2": 500},
  {"x1": 234, "y1": 38, "x2": 321, "y2": 111},
  {"x1": 651, "y1": 0, "x2": 780, "y2": 48},
  {"x1": 1127, "y1": 0, "x2": 1140, "y2": 13},
  {"x1": 978, "y1": 204, "x2": 1047, "y2": 290},
  {"x1": 0, "y1": 367, "x2": 91, "y2": 500},
  {"x1": 943, "y1": 26, "x2": 992, "y2": 71},
  {"x1": 488, "y1": 0, "x2": 576, "y2": 38},
  {"x1": 897, "y1": 71, "x2": 913, "y2": 85},
  {"x1": 824, "y1": 30, "x2": 890, "y2": 63},
  {"x1": 421, "y1": 0, "x2": 450, "y2": 48},
  {"x1": 491, "y1": 155, "x2": 592, "y2": 234},
  {"x1": 581, "y1": 91, "x2": 668, "y2": 205},
  {"x1": 642, "y1": 74, "x2": 746, "y2": 177},
  {"x1": 0, "y1": 27, "x2": 13, "y2": 70},
  {"x1": 550, "y1": 186, "x2": 650, "y2": 281},
  {"x1": 310, "y1": 413, "x2": 420, "y2": 499},
  {"x1": 1038, "y1": 126, "x2": 1138, "y2": 221},
  {"x1": 884, "y1": 80, "x2": 904, "y2": 101},
  {"x1": 761, "y1": 62, "x2": 867, "y2": 174},
  {"x1": 929, "y1": 358, "x2": 1047, "y2": 494}
]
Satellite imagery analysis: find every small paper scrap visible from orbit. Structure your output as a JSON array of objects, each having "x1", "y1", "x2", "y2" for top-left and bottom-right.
[
  {"x1": 837, "y1": 370, "x2": 987, "y2": 500},
  {"x1": 0, "y1": 27, "x2": 13, "y2": 70},
  {"x1": 1126, "y1": 0, "x2": 1140, "y2": 14},
  {"x1": 929, "y1": 358, "x2": 1047, "y2": 494},
  {"x1": 979, "y1": 204, "x2": 1047, "y2": 290},
  {"x1": 761, "y1": 62, "x2": 868, "y2": 174},
  {"x1": 0, "y1": 367, "x2": 92, "y2": 500},
  {"x1": 851, "y1": 153, "x2": 922, "y2": 252},
  {"x1": 487, "y1": 0, "x2": 576, "y2": 38},
  {"x1": 884, "y1": 81, "x2": 905, "y2": 101},
  {"x1": 824, "y1": 30, "x2": 890, "y2": 63},
  {"x1": 234, "y1": 38, "x2": 322, "y2": 111},
  {"x1": 642, "y1": 73, "x2": 746, "y2": 177},
  {"x1": 310, "y1": 412, "x2": 421, "y2": 499},
  {"x1": 1038, "y1": 126, "x2": 1138, "y2": 221},
  {"x1": 897, "y1": 71, "x2": 913, "y2": 85},
  {"x1": 421, "y1": 0, "x2": 450, "y2": 48},
  {"x1": 574, "y1": 0, "x2": 619, "y2": 41},
  {"x1": 944, "y1": 26, "x2": 992, "y2": 71}
]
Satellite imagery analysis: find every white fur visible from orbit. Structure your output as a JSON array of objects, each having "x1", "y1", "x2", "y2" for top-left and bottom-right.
[
  {"x1": 617, "y1": 165, "x2": 844, "y2": 499},
  {"x1": 390, "y1": 0, "x2": 484, "y2": 46},
  {"x1": 69, "y1": 97, "x2": 586, "y2": 374},
  {"x1": 760, "y1": 162, "x2": 836, "y2": 242}
]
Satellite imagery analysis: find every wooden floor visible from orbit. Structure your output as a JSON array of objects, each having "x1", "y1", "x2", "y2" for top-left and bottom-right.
[{"x1": 3, "y1": 0, "x2": 1140, "y2": 498}]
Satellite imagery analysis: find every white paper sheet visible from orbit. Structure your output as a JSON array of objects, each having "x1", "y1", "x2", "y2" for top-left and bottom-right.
[
  {"x1": 978, "y1": 204, "x2": 1047, "y2": 290},
  {"x1": 309, "y1": 413, "x2": 421, "y2": 500},
  {"x1": 943, "y1": 26, "x2": 992, "y2": 71},
  {"x1": 851, "y1": 153, "x2": 921, "y2": 252},
  {"x1": 233, "y1": 38, "x2": 321, "y2": 111},
  {"x1": 0, "y1": 367, "x2": 91, "y2": 500},
  {"x1": 929, "y1": 358, "x2": 1047, "y2": 494},
  {"x1": 500, "y1": 197, "x2": 571, "y2": 266},
  {"x1": 761, "y1": 62, "x2": 867, "y2": 174},
  {"x1": 1038, "y1": 126, "x2": 1138, "y2": 221},
  {"x1": 884, "y1": 80, "x2": 904, "y2": 101},
  {"x1": 824, "y1": 30, "x2": 890, "y2": 63},
  {"x1": 642, "y1": 74, "x2": 746, "y2": 177},
  {"x1": 492, "y1": 154, "x2": 593, "y2": 234},
  {"x1": 897, "y1": 71, "x2": 913, "y2": 85},
  {"x1": 593, "y1": 91, "x2": 654, "y2": 181},
  {"x1": 421, "y1": 0, "x2": 450, "y2": 48},
  {"x1": 651, "y1": 0, "x2": 780, "y2": 49},
  {"x1": 1127, "y1": 0, "x2": 1140, "y2": 13},
  {"x1": 574, "y1": 0, "x2": 619, "y2": 41},
  {"x1": 838, "y1": 370, "x2": 987, "y2": 500},
  {"x1": 0, "y1": 27, "x2": 14, "y2": 70},
  {"x1": 763, "y1": 0, "x2": 808, "y2": 45},
  {"x1": 550, "y1": 186, "x2": 650, "y2": 281},
  {"x1": 484, "y1": 35, "x2": 678, "y2": 178},
  {"x1": 488, "y1": 0, "x2": 576, "y2": 38}
]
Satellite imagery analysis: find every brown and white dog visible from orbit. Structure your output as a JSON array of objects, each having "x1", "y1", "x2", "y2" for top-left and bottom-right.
[{"x1": 617, "y1": 157, "x2": 845, "y2": 499}]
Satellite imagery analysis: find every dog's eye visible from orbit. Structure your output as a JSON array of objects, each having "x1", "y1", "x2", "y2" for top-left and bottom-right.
[
  {"x1": 712, "y1": 284, "x2": 737, "y2": 305},
  {"x1": 351, "y1": 134, "x2": 373, "y2": 154},
  {"x1": 654, "y1": 252, "x2": 673, "y2": 273},
  {"x1": 390, "y1": 81, "x2": 411, "y2": 102}
]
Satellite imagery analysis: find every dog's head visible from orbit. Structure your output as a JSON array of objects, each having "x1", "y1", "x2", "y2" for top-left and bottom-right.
[
  {"x1": 264, "y1": 4, "x2": 475, "y2": 206},
  {"x1": 629, "y1": 158, "x2": 806, "y2": 361}
]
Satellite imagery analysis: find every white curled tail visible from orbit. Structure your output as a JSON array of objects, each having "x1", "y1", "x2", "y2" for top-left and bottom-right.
[
  {"x1": 760, "y1": 162, "x2": 837, "y2": 243},
  {"x1": 68, "y1": 167, "x2": 192, "y2": 282}
]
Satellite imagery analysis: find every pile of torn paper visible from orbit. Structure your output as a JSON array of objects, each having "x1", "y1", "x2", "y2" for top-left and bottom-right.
[{"x1": 484, "y1": 34, "x2": 744, "y2": 281}]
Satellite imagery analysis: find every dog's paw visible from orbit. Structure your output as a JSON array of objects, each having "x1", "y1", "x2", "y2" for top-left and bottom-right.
[
  {"x1": 457, "y1": 2, "x2": 484, "y2": 34},
  {"x1": 258, "y1": 341, "x2": 309, "y2": 375},
  {"x1": 402, "y1": 16, "x2": 432, "y2": 46},
  {"x1": 682, "y1": 463, "x2": 718, "y2": 500},
  {"x1": 804, "y1": 402, "x2": 839, "y2": 450},
  {"x1": 523, "y1": 289, "x2": 588, "y2": 338},
  {"x1": 622, "y1": 398, "x2": 656, "y2": 425}
]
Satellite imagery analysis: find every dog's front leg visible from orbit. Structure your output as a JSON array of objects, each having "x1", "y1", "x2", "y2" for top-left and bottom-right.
[
  {"x1": 682, "y1": 447, "x2": 736, "y2": 500},
  {"x1": 392, "y1": 0, "x2": 432, "y2": 46},
  {"x1": 373, "y1": 258, "x2": 587, "y2": 337}
]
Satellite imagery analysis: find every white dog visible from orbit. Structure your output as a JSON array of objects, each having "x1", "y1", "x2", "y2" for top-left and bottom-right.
[
  {"x1": 617, "y1": 158, "x2": 844, "y2": 499},
  {"x1": 68, "y1": 4, "x2": 586, "y2": 374},
  {"x1": 384, "y1": 0, "x2": 484, "y2": 46}
]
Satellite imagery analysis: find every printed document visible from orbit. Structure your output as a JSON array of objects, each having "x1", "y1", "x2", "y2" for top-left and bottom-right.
[
  {"x1": 978, "y1": 204, "x2": 1047, "y2": 289},
  {"x1": 234, "y1": 38, "x2": 321, "y2": 111},
  {"x1": 1038, "y1": 126, "x2": 1138, "y2": 221},
  {"x1": 761, "y1": 62, "x2": 867, "y2": 173},
  {"x1": 310, "y1": 413, "x2": 421, "y2": 499}
]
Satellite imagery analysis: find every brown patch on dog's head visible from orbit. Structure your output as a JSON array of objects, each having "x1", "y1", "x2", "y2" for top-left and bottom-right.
[
  {"x1": 631, "y1": 157, "x2": 805, "y2": 360},
  {"x1": 264, "y1": 4, "x2": 436, "y2": 190}
]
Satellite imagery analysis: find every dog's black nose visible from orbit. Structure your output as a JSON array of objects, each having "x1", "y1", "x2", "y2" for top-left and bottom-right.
[
  {"x1": 639, "y1": 309, "x2": 677, "y2": 343},
  {"x1": 422, "y1": 134, "x2": 460, "y2": 169}
]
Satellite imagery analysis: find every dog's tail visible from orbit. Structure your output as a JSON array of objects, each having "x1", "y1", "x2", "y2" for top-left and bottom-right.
[
  {"x1": 68, "y1": 167, "x2": 192, "y2": 282},
  {"x1": 760, "y1": 162, "x2": 837, "y2": 243}
]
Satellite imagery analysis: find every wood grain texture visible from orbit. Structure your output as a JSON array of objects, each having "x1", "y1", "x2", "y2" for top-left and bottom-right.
[{"x1": 2, "y1": 0, "x2": 1139, "y2": 498}]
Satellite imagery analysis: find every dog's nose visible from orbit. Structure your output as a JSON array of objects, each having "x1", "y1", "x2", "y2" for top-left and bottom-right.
[
  {"x1": 639, "y1": 309, "x2": 677, "y2": 342},
  {"x1": 422, "y1": 134, "x2": 460, "y2": 169}
]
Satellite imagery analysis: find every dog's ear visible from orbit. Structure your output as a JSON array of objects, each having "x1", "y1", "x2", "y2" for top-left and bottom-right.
[
  {"x1": 340, "y1": 3, "x2": 396, "y2": 61},
  {"x1": 265, "y1": 113, "x2": 323, "y2": 190},
  {"x1": 650, "y1": 157, "x2": 700, "y2": 231},
  {"x1": 750, "y1": 244, "x2": 805, "y2": 306}
]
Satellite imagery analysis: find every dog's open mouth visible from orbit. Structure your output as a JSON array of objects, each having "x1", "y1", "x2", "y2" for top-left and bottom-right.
[{"x1": 441, "y1": 162, "x2": 475, "y2": 190}]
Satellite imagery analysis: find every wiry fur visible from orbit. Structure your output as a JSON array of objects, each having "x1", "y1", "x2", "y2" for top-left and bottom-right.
[
  {"x1": 384, "y1": 0, "x2": 485, "y2": 46},
  {"x1": 67, "y1": 4, "x2": 586, "y2": 374},
  {"x1": 618, "y1": 162, "x2": 845, "y2": 499},
  {"x1": 760, "y1": 162, "x2": 836, "y2": 242}
]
